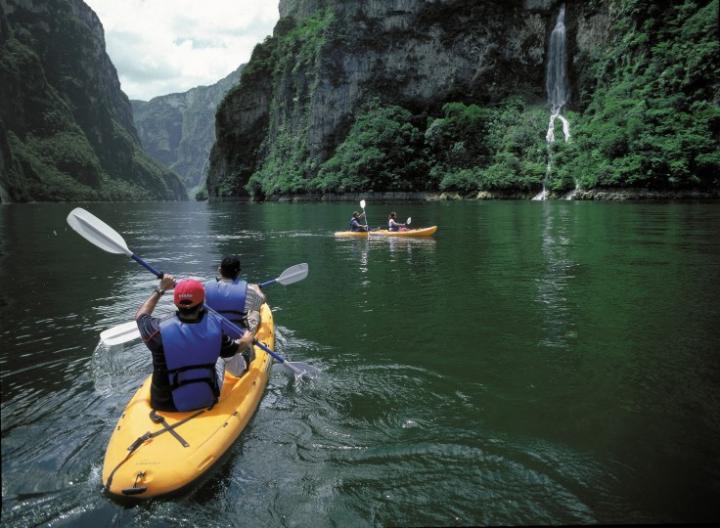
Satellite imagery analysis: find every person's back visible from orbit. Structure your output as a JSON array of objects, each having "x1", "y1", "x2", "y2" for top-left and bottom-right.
[
  {"x1": 204, "y1": 256, "x2": 265, "y2": 375},
  {"x1": 388, "y1": 212, "x2": 405, "y2": 232},
  {"x1": 205, "y1": 275, "x2": 249, "y2": 324},
  {"x1": 157, "y1": 302, "x2": 224, "y2": 411},
  {"x1": 136, "y1": 276, "x2": 245, "y2": 412}
]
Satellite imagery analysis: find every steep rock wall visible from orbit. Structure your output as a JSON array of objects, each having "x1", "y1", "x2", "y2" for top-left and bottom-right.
[
  {"x1": 132, "y1": 65, "x2": 243, "y2": 191},
  {"x1": 208, "y1": 0, "x2": 718, "y2": 199},
  {"x1": 0, "y1": 0, "x2": 186, "y2": 201},
  {"x1": 209, "y1": 0, "x2": 567, "y2": 199}
]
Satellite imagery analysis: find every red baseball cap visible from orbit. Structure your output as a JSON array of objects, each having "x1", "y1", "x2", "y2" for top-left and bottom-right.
[{"x1": 173, "y1": 279, "x2": 205, "y2": 308}]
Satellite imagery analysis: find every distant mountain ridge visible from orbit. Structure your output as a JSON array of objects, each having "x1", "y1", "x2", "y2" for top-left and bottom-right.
[
  {"x1": 131, "y1": 65, "x2": 244, "y2": 191},
  {"x1": 0, "y1": 0, "x2": 186, "y2": 202}
]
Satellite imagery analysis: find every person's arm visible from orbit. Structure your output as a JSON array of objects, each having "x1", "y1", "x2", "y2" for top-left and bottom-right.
[
  {"x1": 135, "y1": 274, "x2": 175, "y2": 320},
  {"x1": 218, "y1": 317, "x2": 253, "y2": 356},
  {"x1": 247, "y1": 283, "x2": 266, "y2": 306},
  {"x1": 238, "y1": 284, "x2": 265, "y2": 344},
  {"x1": 236, "y1": 331, "x2": 254, "y2": 350},
  {"x1": 137, "y1": 313, "x2": 162, "y2": 348},
  {"x1": 220, "y1": 334, "x2": 242, "y2": 357}
]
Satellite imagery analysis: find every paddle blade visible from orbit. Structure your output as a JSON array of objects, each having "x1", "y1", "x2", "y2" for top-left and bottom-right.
[
  {"x1": 360, "y1": 199, "x2": 366, "y2": 209},
  {"x1": 100, "y1": 320, "x2": 141, "y2": 346},
  {"x1": 275, "y1": 263, "x2": 309, "y2": 286},
  {"x1": 284, "y1": 361, "x2": 320, "y2": 379},
  {"x1": 67, "y1": 208, "x2": 132, "y2": 256},
  {"x1": 406, "y1": 217, "x2": 412, "y2": 225}
]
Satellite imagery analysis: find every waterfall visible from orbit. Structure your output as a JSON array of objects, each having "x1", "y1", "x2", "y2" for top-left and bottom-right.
[
  {"x1": 546, "y1": 5, "x2": 569, "y2": 116},
  {"x1": 533, "y1": 5, "x2": 571, "y2": 201}
]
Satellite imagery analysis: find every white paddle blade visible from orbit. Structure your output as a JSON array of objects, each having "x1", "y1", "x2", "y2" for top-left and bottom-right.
[
  {"x1": 100, "y1": 320, "x2": 141, "y2": 346},
  {"x1": 276, "y1": 263, "x2": 309, "y2": 286},
  {"x1": 67, "y1": 208, "x2": 132, "y2": 256},
  {"x1": 360, "y1": 199, "x2": 366, "y2": 209},
  {"x1": 406, "y1": 217, "x2": 412, "y2": 225}
]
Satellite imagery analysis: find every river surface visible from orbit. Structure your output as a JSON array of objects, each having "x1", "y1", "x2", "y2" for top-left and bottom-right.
[{"x1": 2, "y1": 201, "x2": 720, "y2": 526}]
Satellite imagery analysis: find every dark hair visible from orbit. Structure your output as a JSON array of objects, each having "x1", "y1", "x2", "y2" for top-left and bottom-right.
[
  {"x1": 352, "y1": 211, "x2": 359, "y2": 218},
  {"x1": 389, "y1": 212, "x2": 397, "y2": 219},
  {"x1": 178, "y1": 303, "x2": 203, "y2": 318},
  {"x1": 220, "y1": 255, "x2": 241, "y2": 279}
]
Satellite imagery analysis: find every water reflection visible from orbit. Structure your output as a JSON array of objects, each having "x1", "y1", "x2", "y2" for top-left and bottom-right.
[
  {"x1": 334, "y1": 236, "x2": 438, "y2": 276},
  {"x1": 535, "y1": 204, "x2": 578, "y2": 351},
  {"x1": 386, "y1": 237, "x2": 437, "y2": 264}
]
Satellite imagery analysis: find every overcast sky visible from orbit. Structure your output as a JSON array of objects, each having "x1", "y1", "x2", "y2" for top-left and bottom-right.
[{"x1": 85, "y1": 1, "x2": 279, "y2": 101}]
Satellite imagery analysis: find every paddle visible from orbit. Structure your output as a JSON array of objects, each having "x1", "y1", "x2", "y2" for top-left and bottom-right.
[
  {"x1": 99, "y1": 263, "x2": 309, "y2": 347},
  {"x1": 100, "y1": 321, "x2": 142, "y2": 347},
  {"x1": 359, "y1": 199, "x2": 369, "y2": 232},
  {"x1": 67, "y1": 207, "x2": 315, "y2": 377},
  {"x1": 406, "y1": 217, "x2": 412, "y2": 226},
  {"x1": 259, "y1": 263, "x2": 308, "y2": 289}
]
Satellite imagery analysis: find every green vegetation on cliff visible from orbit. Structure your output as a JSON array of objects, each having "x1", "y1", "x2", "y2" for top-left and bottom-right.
[
  {"x1": 247, "y1": 97, "x2": 549, "y2": 197},
  {"x1": 0, "y1": 0, "x2": 186, "y2": 202},
  {"x1": 312, "y1": 101, "x2": 427, "y2": 193},
  {"x1": 211, "y1": 8, "x2": 334, "y2": 200},
  {"x1": 210, "y1": 0, "x2": 718, "y2": 200},
  {"x1": 551, "y1": 0, "x2": 720, "y2": 192}
]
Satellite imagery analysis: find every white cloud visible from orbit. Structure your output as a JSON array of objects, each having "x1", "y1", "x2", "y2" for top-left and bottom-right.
[{"x1": 85, "y1": 0, "x2": 279, "y2": 100}]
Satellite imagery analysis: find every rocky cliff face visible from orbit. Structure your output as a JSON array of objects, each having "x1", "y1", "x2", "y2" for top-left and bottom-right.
[
  {"x1": 131, "y1": 65, "x2": 243, "y2": 191},
  {"x1": 0, "y1": 0, "x2": 186, "y2": 202},
  {"x1": 208, "y1": 0, "x2": 607, "y2": 199},
  {"x1": 208, "y1": 0, "x2": 718, "y2": 199}
]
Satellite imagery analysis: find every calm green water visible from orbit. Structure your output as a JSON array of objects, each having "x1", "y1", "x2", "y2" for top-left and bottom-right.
[{"x1": 2, "y1": 201, "x2": 720, "y2": 526}]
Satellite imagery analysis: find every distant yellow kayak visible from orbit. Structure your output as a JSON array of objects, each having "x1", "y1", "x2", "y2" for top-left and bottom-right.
[
  {"x1": 335, "y1": 226, "x2": 438, "y2": 238},
  {"x1": 102, "y1": 303, "x2": 274, "y2": 499}
]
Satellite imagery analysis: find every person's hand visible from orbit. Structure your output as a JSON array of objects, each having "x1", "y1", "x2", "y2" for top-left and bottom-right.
[
  {"x1": 235, "y1": 330, "x2": 253, "y2": 350},
  {"x1": 159, "y1": 274, "x2": 176, "y2": 291}
]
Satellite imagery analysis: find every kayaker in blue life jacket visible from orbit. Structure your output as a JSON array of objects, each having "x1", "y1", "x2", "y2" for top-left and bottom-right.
[
  {"x1": 350, "y1": 211, "x2": 368, "y2": 232},
  {"x1": 135, "y1": 275, "x2": 254, "y2": 412},
  {"x1": 204, "y1": 256, "x2": 265, "y2": 376},
  {"x1": 388, "y1": 212, "x2": 408, "y2": 232}
]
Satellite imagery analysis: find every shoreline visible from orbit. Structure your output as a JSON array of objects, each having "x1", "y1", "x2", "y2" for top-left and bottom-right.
[
  {"x1": 254, "y1": 188, "x2": 720, "y2": 203},
  {"x1": 3, "y1": 189, "x2": 718, "y2": 204}
]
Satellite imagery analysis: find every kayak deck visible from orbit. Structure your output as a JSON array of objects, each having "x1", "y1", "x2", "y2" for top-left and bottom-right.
[
  {"x1": 335, "y1": 226, "x2": 438, "y2": 238},
  {"x1": 101, "y1": 304, "x2": 274, "y2": 499}
]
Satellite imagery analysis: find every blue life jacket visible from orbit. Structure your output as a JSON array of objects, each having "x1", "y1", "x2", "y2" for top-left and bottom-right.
[
  {"x1": 204, "y1": 279, "x2": 248, "y2": 324},
  {"x1": 350, "y1": 218, "x2": 362, "y2": 231},
  {"x1": 388, "y1": 220, "x2": 399, "y2": 231},
  {"x1": 159, "y1": 311, "x2": 224, "y2": 412}
]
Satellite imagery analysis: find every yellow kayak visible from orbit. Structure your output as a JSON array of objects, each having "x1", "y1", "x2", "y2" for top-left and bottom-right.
[
  {"x1": 102, "y1": 303, "x2": 274, "y2": 499},
  {"x1": 334, "y1": 226, "x2": 438, "y2": 238}
]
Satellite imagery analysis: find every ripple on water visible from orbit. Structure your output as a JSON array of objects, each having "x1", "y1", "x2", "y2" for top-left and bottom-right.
[
  {"x1": 1, "y1": 372, "x2": 119, "y2": 527},
  {"x1": 244, "y1": 353, "x2": 612, "y2": 526}
]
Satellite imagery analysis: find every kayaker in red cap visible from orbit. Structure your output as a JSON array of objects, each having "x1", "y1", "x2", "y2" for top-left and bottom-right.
[
  {"x1": 204, "y1": 256, "x2": 265, "y2": 376},
  {"x1": 135, "y1": 274, "x2": 254, "y2": 412}
]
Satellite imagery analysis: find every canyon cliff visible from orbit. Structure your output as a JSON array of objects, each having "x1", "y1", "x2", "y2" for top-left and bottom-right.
[
  {"x1": 207, "y1": 0, "x2": 718, "y2": 200},
  {"x1": 0, "y1": 0, "x2": 186, "y2": 202},
  {"x1": 132, "y1": 65, "x2": 244, "y2": 193}
]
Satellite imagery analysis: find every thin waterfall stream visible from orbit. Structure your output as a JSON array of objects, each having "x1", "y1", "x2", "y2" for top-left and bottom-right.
[{"x1": 534, "y1": 5, "x2": 571, "y2": 201}]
